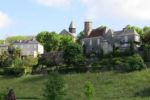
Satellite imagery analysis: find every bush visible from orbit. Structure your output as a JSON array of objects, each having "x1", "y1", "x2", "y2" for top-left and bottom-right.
[
  {"x1": 99, "y1": 54, "x2": 147, "y2": 72},
  {"x1": 43, "y1": 72, "x2": 66, "y2": 100},
  {"x1": 84, "y1": 81, "x2": 95, "y2": 100},
  {"x1": 3, "y1": 67, "x2": 25, "y2": 76},
  {"x1": 0, "y1": 90, "x2": 7, "y2": 100}
]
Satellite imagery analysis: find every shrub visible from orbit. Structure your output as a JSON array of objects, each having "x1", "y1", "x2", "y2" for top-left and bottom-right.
[
  {"x1": 124, "y1": 54, "x2": 147, "y2": 72},
  {"x1": 0, "y1": 90, "x2": 7, "y2": 100},
  {"x1": 84, "y1": 81, "x2": 95, "y2": 100},
  {"x1": 99, "y1": 54, "x2": 147, "y2": 72},
  {"x1": 43, "y1": 72, "x2": 66, "y2": 100},
  {"x1": 3, "y1": 67, "x2": 25, "y2": 76}
]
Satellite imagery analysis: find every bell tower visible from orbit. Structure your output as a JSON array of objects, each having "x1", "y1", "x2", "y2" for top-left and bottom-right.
[{"x1": 69, "y1": 21, "x2": 76, "y2": 34}]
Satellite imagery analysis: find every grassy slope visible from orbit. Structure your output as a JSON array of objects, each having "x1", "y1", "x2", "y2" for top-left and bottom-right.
[{"x1": 1, "y1": 70, "x2": 150, "y2": 100}]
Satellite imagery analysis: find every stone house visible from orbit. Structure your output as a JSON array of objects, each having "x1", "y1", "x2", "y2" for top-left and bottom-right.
[
  {"x1": 13, "y1": 38, "x2": 44, "y2": 58},
  {"x1": 82, "y1": 21, "x2": 140, "y2": 55}
]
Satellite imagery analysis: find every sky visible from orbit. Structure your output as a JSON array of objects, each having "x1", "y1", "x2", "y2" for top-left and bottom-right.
[{"x1": 0, "y1": 0, "x2": 150, "y2": 39}]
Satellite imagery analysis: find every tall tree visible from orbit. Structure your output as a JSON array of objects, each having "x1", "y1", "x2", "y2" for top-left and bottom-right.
[
  {"x1": 36, "y1": 32, "x2": 61, "y2": 52},
  {"x1": 63, "y1": 42, "x2": 85, "y2": 67},
  {"x1": 126, "y1": 25, "x2": 143, "y2": 36},
  {"x1": 43, "y1": 72, "x2": 66, "y2": 100}
]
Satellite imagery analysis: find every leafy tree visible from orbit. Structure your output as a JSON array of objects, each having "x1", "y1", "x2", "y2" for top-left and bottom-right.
[
  {"x1": 0, "y1": 40, "x2": 4, "y2": 44},
  {"x1": 77, "y1": 31, "x2": 86, "y2": 43},
  {"x1": 63, "y1": 42, "x2": 85, "y2": 67},
  {"x1": 142, "y1": 31, "x2": 150, "y2": 44},
  {"x1": 84, "y1": 81, "x2": 95, "y2": 100},
  {"x1": 143, "y1": 26, "x2": 150, "y2": 32},
  {"x1": 36, "y1": 32, "x2": 61, "y2": 52},
  {"x1": 126, "y1": 25, "x2": 143, "y2": 36},
  {"x1": 59, "y1": 35, "x2": 74, "y2": 51},
  {"x1": 0, "y1": 51, "x2": 9, "y2": 68},
  {"x1": 43, "y1": 72, "x2": 66, "y2": 100}
]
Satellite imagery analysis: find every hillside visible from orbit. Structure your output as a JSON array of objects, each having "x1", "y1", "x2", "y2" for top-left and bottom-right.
[{"x1": 1, "y1": 70, "x2": 150, "y2": 100}]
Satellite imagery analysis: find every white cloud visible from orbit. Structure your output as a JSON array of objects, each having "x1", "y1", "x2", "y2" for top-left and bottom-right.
[
  {"x1": 81, "y1": 0, "x2": 150, "y2": 21},
  {"x1": 0, "y1": 11, "x2": 12, "y2": 29},
  {"x1": 35, "y1": 0, "x2": 72, "y2": 7}
]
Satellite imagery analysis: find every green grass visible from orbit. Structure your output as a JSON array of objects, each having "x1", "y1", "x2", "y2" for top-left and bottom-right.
[{"x1": 1, "y1": 70, "x2": 150, "y2": 100}]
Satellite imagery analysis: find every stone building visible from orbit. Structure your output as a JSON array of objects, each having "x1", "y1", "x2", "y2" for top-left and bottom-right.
[
  {"x1": 13, "y1": 38, "x2": 44, "y2": 57},
  {"x1": 82, "y1": 21, "x2": 140, "y2": 54},
  {"x1": 60, "y1": 21, "x2": 76, "y2": 40}
]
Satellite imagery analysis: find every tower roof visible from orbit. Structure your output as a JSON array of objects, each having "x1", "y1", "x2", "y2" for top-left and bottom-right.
[{"x1": 69, "y1": 21, "x2": 76, "y2": 28}]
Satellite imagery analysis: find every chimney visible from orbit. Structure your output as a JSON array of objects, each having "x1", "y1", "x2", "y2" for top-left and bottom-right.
[{"x1": 84, "y1": 21, "x2": 92, "y2": 37}]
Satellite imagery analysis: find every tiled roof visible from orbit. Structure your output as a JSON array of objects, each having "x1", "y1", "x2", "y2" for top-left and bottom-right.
[
  {"x1": 88, "y1": 27, "x2": 106, "y2": 38},
  {"x1": 60, "y1": 29, "x2": 76, "y2": 37},
  {"x1": 13, "y1": 39, "x2": 39, "y2": 44}
]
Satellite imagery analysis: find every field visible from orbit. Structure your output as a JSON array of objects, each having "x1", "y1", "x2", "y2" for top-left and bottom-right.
[{"x1": 1, "y1": 70, "x2": 150, "y2": 100}]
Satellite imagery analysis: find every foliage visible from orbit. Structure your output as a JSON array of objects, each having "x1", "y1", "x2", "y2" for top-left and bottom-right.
[
  {"x1": 100, "y1": 54, "x2": 146, "y2": 72},
  {"x1": 0, "y1": 51, "x2": 9, "y2": 68},
  {"x1": 0, "y1": 90, "x2": 7, "y2": 100},
  {"x1": 142, "y1": 31, "x2": 150, "y2": 44},
  {"x1": 59, "y1": 35, "x2": 74, "y2": 51},
  {"x1": 84, "y1": 81, "x2": 95, "y2": 100},
  {"x1": 126, "y1": 25, "x2": 143, "y2": 36},
  {"x1": 36, "y1": 31, "x2": 61, "y2": 52},
  {"x1": 77, "y1": 31, "x2": 86, "y2": 43},
  {"x1": 0, "y1": 40, "x2": 4, "y2": 44},
  {"x1": 3, "y1": 67, "x2": 25, "y2": 76},
  {"x1": 43, "y1": 72, "x2": 66, "y2": 100},
  {"x1": 63, "y1": 42, "x2": 85, "y2": 67}
]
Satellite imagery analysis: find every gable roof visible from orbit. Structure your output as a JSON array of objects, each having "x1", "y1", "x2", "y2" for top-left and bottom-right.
[
  {"x1": 60, "y1": 29, "x2": 70, "y2": 34},
  {"x1": 113, "y1": 29, "x2": 139, "y2": 36},
  {"x1": 88, "y1": 27, "x2": 106, "y2": 38},
  {"x1": 60, "y1": 29, "x2": 76, "y2": 37}
]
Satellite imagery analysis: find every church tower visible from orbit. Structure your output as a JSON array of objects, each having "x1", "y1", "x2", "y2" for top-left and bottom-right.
[{"x1": 69, "y1": 21, "x2": 76, "y2": 34}]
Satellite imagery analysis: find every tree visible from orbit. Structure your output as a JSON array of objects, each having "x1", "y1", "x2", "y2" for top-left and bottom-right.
[
  {"x1": 143, "y1": 26, "x2": 150, "y2": 32},
  {"x1": 77, "y1": 31, "x2": 86, "y2": 43},
  {"x1": 84, "y1": 81, "x2": 95, "y2": 100},
  {"x1": 0, "y1": 51, "x2": 9, "y2": 68},
  {"x1": 59, "y1": 35, "x2": 74, "y2": 51},
  {"x1": 126, "y1": 25, "x2": 143, "y2": 36},
  {"x1": 43, "y1": 72, "x2": 66, "y2": 100},
  {"x1": 142, "y1": 31, "x2": 150, "y2": 44},
  {"x1": 36, "y1": 31, "x2": 61, "y2": 52},
  {"x1": 63, "y1": 42, "x2": 85, "y2": 67}
]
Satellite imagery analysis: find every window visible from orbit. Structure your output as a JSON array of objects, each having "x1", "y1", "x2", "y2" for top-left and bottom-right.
[
  {"x1": 97, "y1": 39, "x2": 100, "y2": 45},
  {"x1": 82, "y1": 41, "x2": 85, "y2": 46},
  {"x1": 124, "y1": 36, "x2": 128, "y2": 42},
  {"x1": 27, "y1": 45, "x2": 30, "y2": 48},
  {"x1": 89, "y1": 40, "x2": 92, "y2": 46},
  {"x1": 34, "y1": 45, "x2": 36, "y2": 49}
]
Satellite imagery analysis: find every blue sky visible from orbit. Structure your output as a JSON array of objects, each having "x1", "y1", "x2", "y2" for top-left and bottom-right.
[{"x1": 0, "y1": 0, "x2": 150, "y2": 39}]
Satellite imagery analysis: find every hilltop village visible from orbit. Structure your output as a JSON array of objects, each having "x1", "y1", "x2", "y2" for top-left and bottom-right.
[
  {"x1": 1, "y1": 21, "x2": 150, "y2": 100},
  {"x1": 0, "y1": 21, "x2": 149, "y2": 75}
]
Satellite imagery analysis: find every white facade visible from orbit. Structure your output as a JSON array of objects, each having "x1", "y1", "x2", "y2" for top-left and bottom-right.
[{"x1": 13, "y1": 40, "x2": 44, "y2": 58}]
